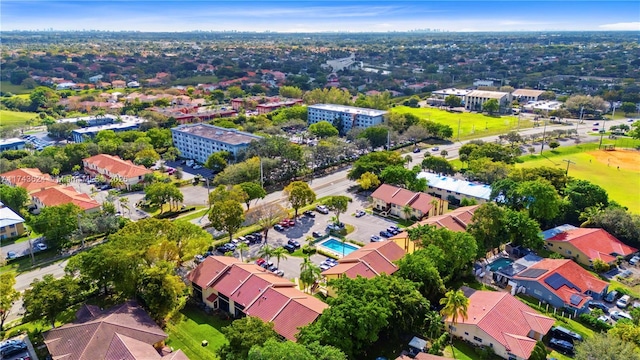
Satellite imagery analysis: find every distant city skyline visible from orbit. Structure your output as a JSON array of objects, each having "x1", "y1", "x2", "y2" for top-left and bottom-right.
[{"x1": 2, "y1": 1, "x2": 639, "y2": 33}]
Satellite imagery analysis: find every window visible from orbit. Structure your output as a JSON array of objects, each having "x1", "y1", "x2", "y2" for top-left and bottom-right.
[
  {"x1": 473, "y1": 336, "x2": 483, "y2": 343},
  {"x1": 567, "y1": 250, "x2": 572, "y2": 255},
  {"x1": 534, "y1": 289, "x2": 543, "y2": 296}
]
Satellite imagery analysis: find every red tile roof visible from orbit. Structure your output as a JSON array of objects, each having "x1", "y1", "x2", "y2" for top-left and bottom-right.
[
  {"x1": 548, "y1": 228, "x2": 637, "y2": 263},
  {"x1": 322, "y1": 241, "x2": 405, "y2": 279},
  {"x1": 31, "y1": 185, "x2": 100, "y2": 211},
  {"x1": 187, "y1": 256, "x2": 241, "y2": 288},
  {"x1": 448, "y1": 290, "x2": 554, "y2": 359},
  {"x1": 390, "y1": 205, "x2": 479, "y2": 241},
  {"x1": 514, "y1": 259, "x2": 608, "y2": 308},
  {"x1": 0, "y1": 168, "x2": 59, "y2": 193},
  {"x1": 371, "y1": 184, "x2": 436, "y2": 215},
  {"x1": 83, "y1": 154, "x2": 152, "y2": 180}
]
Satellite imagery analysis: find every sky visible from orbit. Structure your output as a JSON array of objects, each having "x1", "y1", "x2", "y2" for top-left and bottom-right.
[{"x1": 1, "y1": 1, "x2": 639, "y2": 33}]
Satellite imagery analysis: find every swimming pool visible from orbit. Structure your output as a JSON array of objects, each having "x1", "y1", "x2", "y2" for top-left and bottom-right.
[
  {"x1": 318, "y1": 238, "x2": 359, "y2": 257},
  {"x1": 489, "y1": 257, "x2": 513, "y2": 272}
]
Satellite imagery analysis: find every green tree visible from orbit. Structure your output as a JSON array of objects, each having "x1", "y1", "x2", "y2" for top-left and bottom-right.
[
  {"x1": 0, "y1": 272, "x2": 20, "y2": 330},
  {"x1": 23, "y1": 275, "x2": 81, "y2": 328},
  {"x1": 271, "y1": 246, "x2": 289, "y2": 269},
  {"x1": 421, "y1": 157, "x2": 455, "y2": 175},
  {"x1": 356, "y1": 172, "x2": 380, "y2": 191},
  {"x1": 249, "y1": 203, "x2": 288, "y2": 244},
  {"x1": 227, "y1": 86, "x2": 245, "y2": 99},
  {"x1": 529, "y1": 341, "x2": 549, "y2": 360},
  {"x1": 482, "y1": 98, "x2": 500, "y2": 114},
  {"x1": 467, "y1": 158, "x2": 511, "y2": 184},
  {"x1": 237, "y1": 242, "x2": 249, "y2": 262},
  {"x1": 564, "y1": 179, "x2": 609, "y2": 225},
  {"x1": 574, "y1": 332, "x2": 640, "y2": 360},
  {"x1": 348, "y1": 151, "x2": 406, "y2": 180},
  {"x1": 517, "y1": 180, "x2": 561, "y2": 222},
  {"x1": 0, "y1": 184, "x2": 29, "y2": 213},
  {"x1": 630, "y1": 122, "x2": 640, "y2": 140},
  {"x1": 395, "y1": 250, "x2": 445, "y2": 303},
  {"x1": 621, "y1": 102, "x2": 637, "y2": 116},
  {"x1": 444, "y1": 95, "x2": 462, "y2": 108},
  {"x1": 357, "y1": 126, "x2": 389, "y2": 149},
  {"x1": 249, "y1": 338, "x2": 316, "y2": 360},
  {"x1": 29, "y1": 203, "x2": 82, "y2": 250},
  {"x1": 205, "y1": 151, "x2": 230, "y2": 173},
  {"x1": 592, "y1": 258, "x2": 611, "y2": 273},
  {"x1": 218, "y1": 316, "x2": 279, "y2": 360},
  {"x1": 549, "y1": 140, "x2": 560, "y2": 149},
  {"x1": 137, "y1": 261, "x2": 186, "y2": 323},
  {"x1": 323, "y1": 196, "x2": 350, "y2": 224},
  {"x1": 440, "y1": 289, "x2": 469, "y2": 359},
  {"x1": 284, "y1": 181, "x2": 316, "y2": 218},
  {"x1": 585, "y1": 207, "x2": 640, "y2": 247},
  {"x1": 300, "y1": 258, "x2": 322, "y2": 293},
  {"x1": 209, "y1": 199, "x2": 245, "y2": 242},
  {"x1": 279, "y1": 86, "x2": 303, "y2": 99},
  {"x1": 308, "y1": 121, "x2": 339, "y2": 138},
  {"x1": 239, "y1": 182, "x2": 266, "y2": 210},
  {"x1": 144, "y1": 182, "x2": 184, "y2": 213},
  {"x1": 134, "y1": 148, "x2": 160, "y2": 168}
]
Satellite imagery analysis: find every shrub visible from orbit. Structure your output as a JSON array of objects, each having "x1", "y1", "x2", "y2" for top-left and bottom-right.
[
  {"x1": 316, "y1": 249, "x2": 339, "y2": 260},
  {"x1": 578, "y1": 313, "x2": 612, "y2": 331}
]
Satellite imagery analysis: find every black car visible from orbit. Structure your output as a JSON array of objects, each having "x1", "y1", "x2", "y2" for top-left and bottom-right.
[
  {"x1": 274, "y1": 224, "x2": 285, "y2": 231},
  {"x1": 312, "y1": 231, "x2": 322, "y2": 238},
  {"x1": 588, "y1": 301, "x2": 610, "y2": 314},
  {"x1": 0, "y1": 342, "x2": 27, "y2": 357},
  {"x1": 283, "y1": 244, "x2": 296, "y2": 253},
  {"x1": 303, "y1": 210, "x2": 316, "y2": 218},
  {"x1": 287, "y1": 239, "x2": 301, "y2": 249},
  {"x1": 604, "y1": 290, "x2": 620, "y2": 303},
  {"x1": 549, "y1": 338, "x2": 574, "y2": 355},
  {"x1": 550, "y1": 326, "x2": 583, "y2": 343}
]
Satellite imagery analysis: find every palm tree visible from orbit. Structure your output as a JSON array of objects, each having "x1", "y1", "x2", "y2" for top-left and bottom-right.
[
  {"x1": 300, "y1": 263, "x2": 322, "y2": 293},
  {"x1": 300, "y1": 256, "x2": 312, "y2": 273},
  {"x1": 109, "y1": 177, "x2": 125, "y2": 189},
  {"x1": 258, "y1": 244, "x2": 274, "y2": 262},
  {"x1": 440, "y1": 289, "x2": 469, "y2": 359},
  {"x1": 120, "y1": 197, "x2": 130, "y2": 216},
  {"x1": 236, "y1": 243, "x2": 249, "y2": 262},
  {"x1": 271, "y1": 247, "x2": 288, "y2": 269},
  {"x1": 402, "y1": 204, "x2": 413, "y2": 220}
]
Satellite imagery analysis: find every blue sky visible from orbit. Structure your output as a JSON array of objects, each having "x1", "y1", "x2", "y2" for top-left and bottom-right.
[{"x1": 2, "y1": 1, "x2": 639, "y2": 32}]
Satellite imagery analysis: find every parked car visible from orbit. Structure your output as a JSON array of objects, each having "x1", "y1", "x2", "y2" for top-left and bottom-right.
[
  {"x1": 287, "y1": 239, "x2": 301, "y2": 249},
  {"x1": 388, "y1": 225, "x2": 400, "y2": 232},
  {"x1": 283, "y1": 244, "x2": 296, "y2": 253},
  {"x1": 611, "y1": 310, "x2": 633, "y2": 321},
  {"x1": 274, "y1": 269, "x2": 285, "y2": 277},
  {"x1": 605, "y1": 290, "x2": 620, "y2": 303},
  {"x1": 303, "y1": 210, "x2": 316, "y2": 218},
  {"x1": 312, "y1": 231, "x2": 322, "y2": 238},
  {"x1": 413, "y1": 148, "x2": 421, "y2": 153},
  {"x1": 355, "y1": 210, "x2": 366, "y2": 218},
  {"x1": 588, "y1": 301, "x2": 610, "y2": 314},
  {"x1": 617, "y1": 295, "x2": 632, "y2": 309},
  {"x1": 194, "y1": 254, "x2": 205, "y2": 263},
  {"x1": 549, "y1": 338, "x2": 574, "y2": 355},
  {"x1": 320, "y1": 263, "x2": 331, "y2": 271},
  {"x1": 255, "y1": 258, "x2": 266, "y2": 266},
  {"x1": 618, "y1": 269, "x2": 633, "y2": 279},
  {"x1": 316, "y1": 205, "x2": 329, "y2": 214},
  {"x1": 379, "y1": 230, "x2": 393, "y2": 238},
  {"x1": 431, "y1": 146, "x2": 440, "y2": 152},
  {"x1": 629, "y1": 255, "x2": 640, "y2": 265},
  {"x1": 274, "y1": 224, "x2": 285, "y2": 231},
  {"x1": 0, "y1": 340, "x2": 27, "y2": 357},
  {"x1": 386, "y1": 227, "x2": 400, "y2": 235},
  {"x1": 370, "y1": 235, "x2": 382, "y2": 242},
  {"x1": 551, "y1": 326, "x2": 583, "y2": 343},
  {"x1": 6, "y1": 251, "x2": 16, "y2": 260}
]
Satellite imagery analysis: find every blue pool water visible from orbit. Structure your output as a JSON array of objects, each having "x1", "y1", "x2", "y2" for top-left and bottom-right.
[
  {"x1": 319, "y1": 238, "x2": 359, "y2": 256},
  {"x1": 489, "y1": 257, "x2": 513, "y2": 271}
]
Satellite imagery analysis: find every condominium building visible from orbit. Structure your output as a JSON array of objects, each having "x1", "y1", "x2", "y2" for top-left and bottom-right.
[
  {"x1": 171, "y1": 124, "x2": 262, "y2": 163},
  {"x1": 307, "y1": 104, "x2": 387, "y2": 132}
]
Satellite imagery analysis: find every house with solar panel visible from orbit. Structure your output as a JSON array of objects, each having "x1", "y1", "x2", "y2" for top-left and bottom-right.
[{"x1": 512, "y1": 259, "x2": 609, "y2": 314}]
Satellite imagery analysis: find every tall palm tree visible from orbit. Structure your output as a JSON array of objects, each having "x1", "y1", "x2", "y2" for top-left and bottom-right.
[
  {"x1": 440, "y1": 289, "x2": 469, "y2": 359},
  {"x1": 402, "y1": 204, "x2": 413, "y2": 220},
  {"x1": 300, "y1": 263, "x2": 322, "y2": 293},
  {"x1": 120, "y1": 197, "x2": 130, "y2": 216},
  {"x1": 271, "y1": 247, "x2": 288, "y2": 269},
  {"x1": 236, "y1": 243, "x2": 249, "y2": 262},
  {"x1": 109, "y1": 177, "x2": 125, "y2": 190},
  {"x1": 258, "y1": 244, "x2": 274, "y2": 263},
  {"x1": 300, "y1": 256, "x2": 312, "y2": 274}
]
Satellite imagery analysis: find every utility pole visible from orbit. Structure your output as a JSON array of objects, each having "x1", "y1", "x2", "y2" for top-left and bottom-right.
[
  {"x1": 563, "y1": 159, "x2": 576, "y2": 176},
  {"x1": 387, "y1": 129, "x2": 390, "y2": 150},
  {"x1": 77, "y1": 213, "x2": 84, "y2": 249},
  {"x1": 457, "y1": 118, "x2": 461, "y2": 142},
  {"x1": 259, "y1": 157, "x2": 264, "y2": 188},
  {"x1": 539, "y1": 120, "x2": 547, "y2": 154}
]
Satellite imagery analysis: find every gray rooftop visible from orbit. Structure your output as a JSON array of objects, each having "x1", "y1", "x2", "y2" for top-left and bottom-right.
[
  {"x1": 172, "y1": 124, "x2": 261, "y2": 145},
  {"x1": 0, "y1": 137, "x2": 25, "y2": 146}
]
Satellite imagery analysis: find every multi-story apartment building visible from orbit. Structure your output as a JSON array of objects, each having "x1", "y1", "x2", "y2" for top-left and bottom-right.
[
  {"x1": 464, "y1": 90, "x2": 512, "y2": 113},
  {"x1": 307, "y1": 104, "x2": 387, "y2": 132},
  {"x1": 171, "y1": 124, "x2": 262, "y2": 163}
]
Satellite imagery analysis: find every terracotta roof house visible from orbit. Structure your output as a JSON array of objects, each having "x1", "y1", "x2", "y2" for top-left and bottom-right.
[
  {"x1": 43, "y1": 301, "x2": 188, "y2": 360},
  {"x1": 370, "y1": 184, "x2": 447, "y2": 221},
  {"x1": 513, "y1": 259, "x2": 609, "y2": 314},
  {"x1": 83, "y1": 154, "x2": 152, "y2": 189},
  {"x1": 0, "y1": 168, "x2": 59, "y2": 193},
  {"x1": 187, "y1": 256, "x2": 328, "y2": 341},
  {"x1": 445, "y1": 289, "x2": 554, "y2": 360},
  {"x1": 390, "y1": 205, "x2": 479, "y2": 253},
  {"x1": 544, "y1": 226, "x2": 637, "y2": 266},
  {"x1": 31, "y1": 185, "x2": 100, "y2": 213}
]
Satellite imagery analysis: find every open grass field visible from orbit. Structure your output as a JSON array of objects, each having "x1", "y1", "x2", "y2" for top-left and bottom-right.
[
  {"x1": 518, "y1": 140, "x2": 640, "y2": 213},
  {"x1": 391, "y1": 106, "x2": 534, "y2": 140},
  {"x1": 0, "y1": 109, "x2": 39, "y2": 127},
  {"x1": 165, "y1": 306, "x2": 231, "y2": 359},
  {"x1": 0, "y1": 81, "x2": 33, "y2": 95}
]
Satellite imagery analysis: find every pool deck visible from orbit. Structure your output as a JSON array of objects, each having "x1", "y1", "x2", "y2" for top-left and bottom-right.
[{"x1": 317, "y1": 238, "x2": 360, "y2": 258}]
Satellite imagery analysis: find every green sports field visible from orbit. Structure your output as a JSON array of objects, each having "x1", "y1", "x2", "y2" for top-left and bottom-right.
[
  {"x1": 518, "y1": 141, "x2": 640, "y2": 213},
  {"x1": 0, "y1": 81, "x2": 32, "y2": 95},
  {"x1": 391, "y1": 106, "x2": 534, "y2": 140},
  {"x1": 0, "y1": 110, "x2": 39, "y2": 127}
]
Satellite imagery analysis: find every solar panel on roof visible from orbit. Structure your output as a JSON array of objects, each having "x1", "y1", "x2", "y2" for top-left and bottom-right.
[
  {"x1": 518, "y1": 268, "x2": 549, "y2": 278},
  {"x1": 544, "y1": 273, "x2": 581, "y2": 292},
  {"x1": 570, "y1": 294, "x2": 583, "y2": 306}
]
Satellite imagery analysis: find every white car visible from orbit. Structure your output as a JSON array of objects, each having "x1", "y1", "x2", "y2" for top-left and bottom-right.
[
  {"x1": 35, "y1": 243, "x2": 48, "y2": 251},
  {"x1": 630, "y1": 256, "x2": 640, "y2": 265},
  {"x1": 611, "y1": 310, "x2": 633, "y2": 321},
  {"x1": 617, "y1": 295, "x2": 631, "y2": 309}
]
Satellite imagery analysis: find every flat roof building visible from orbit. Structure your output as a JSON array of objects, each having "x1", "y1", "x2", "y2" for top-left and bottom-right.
[
  {"x1": 464, "y1": 90, "x2": 512, "y2": 114},
  {"x1": 418, "y1": 172, "x2": 492, "y2": 204},
  {"x1": 307, "y1": 104, "x2": 387, "y2": 132},
  {"x1": 0, "y1": 138, "x2": 26, "y2": 152},
  {"x1": 171, "y1": 123, "x2": 262, "y2": 163},
  {"x1": 71, "y1": 122, "x2": 142, "y2": 143},
  {"x1": 512, "y1": 89, "x2": 545, "y2": 103}
]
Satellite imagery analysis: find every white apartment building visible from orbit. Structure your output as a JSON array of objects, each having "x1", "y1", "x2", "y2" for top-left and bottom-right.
[
  {"x1": 171, "y1": 124, "x2": 262, "y2": 163},
  {"x1": 307, "y1": 104, "x2": 387, "y2": 132}
]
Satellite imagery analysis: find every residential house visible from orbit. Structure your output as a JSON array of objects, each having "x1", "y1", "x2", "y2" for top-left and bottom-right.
[
  {"x1": 512, "y1": 89, "x2": 545, "y2": 103},
  {"x1": 111, "y1": 80, "x2": 126, "y2": 88},
  {"x1": 0, "y1": 168, "x2": 59, "y2": 194},
  {"x1": 171, "y1": 124, "x2": 261, "y2": 163},
  {"x1": 445, "y1": 288, "x2": 555, "y2": 360},
  {"x1": 543, "y1": 225, "x2": 637, "y2": 266},
  {"x1": 43, "y1": 301, "x2": 188, "y2": 360},
  {"x1": 513, "y1": 259, "x2": 609, "y2": 314},
  {"x1": 307, "y1": 104, "x2": 387, "y2": 132},
  {"x1": 187, "y1": 256, "x2": 328, "y2": 341},
  {"x1": 390, "y1": 205, "x2": 479, "y2": 253},
  {"x1": 370, "y1": 184, "x2": 448, "y2": 221},
  {"x1": 464, "y1": 90, "x2": 512, "y2": 113},
  {"x1": 418, "y1": 172, "x2": 492, "y2": 204},
  {"x1": 321, "y1": 240, "x2": 406, "y2": 284},
  {"x1": 83, "y1": 154, "x2": 152, "y2": 189},
  {"x1": 0, "y1": 138, "x2": 26, "y2": 152},
  {"x1": 31, "y1": 185, "x2": 101, "y2": 213},
  {"x1": 0, "y1": 201, "x2": 26, "y2": 239}
]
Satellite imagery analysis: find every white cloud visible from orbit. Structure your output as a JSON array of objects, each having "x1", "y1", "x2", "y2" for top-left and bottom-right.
[{"x1": 598, "y1": 22, "x2": 640, "y2": 30}]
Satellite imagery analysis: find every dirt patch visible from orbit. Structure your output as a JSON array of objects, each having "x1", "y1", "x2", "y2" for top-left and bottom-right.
[{"x1": 588, "y1": 149, "x2": 640, "y2": 172}]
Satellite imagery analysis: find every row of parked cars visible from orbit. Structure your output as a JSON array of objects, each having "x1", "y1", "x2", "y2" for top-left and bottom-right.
[
  {"x1": 255, "y1": 258, "x2": 284, "y2": 277},
  {"x1": 377, "y1": 225, "x2": 401, "y2": 240},
  {"x1": 548, "y1": 326, "x2": 582, "y2": 356},
  {"x1": 215, "y1": 232, "x2": 264, "y2": 254},
  {"x1": 0, "y1": 339, "x2": 29, "y2": 358}
]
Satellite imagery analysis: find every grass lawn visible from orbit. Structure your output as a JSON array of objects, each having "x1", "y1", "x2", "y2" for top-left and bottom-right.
[
  {"x1": 517, "y1": 140, "x2": 640, "y2": 213},
  {"x1": 443, "y1": 339, "x2": 502, "y2": 360},
  {"x1": 176, "y1": 207, "x2": 210, "y2": 222},
  {"x1": 165, "y1": 306, "x2": 231, "y2": 359},
  {"x1": 0, "y1": 81, "x2": 33, "y2": 95},
  {"x1": 609, "y1": 279, "x2": 640, "y2": 299},
  {"x1": 391, "y1": 106, "x2": 534, "y2": 140},
  {"x1": 0, "y1": 109, "x2": 39, "y2": 127}
]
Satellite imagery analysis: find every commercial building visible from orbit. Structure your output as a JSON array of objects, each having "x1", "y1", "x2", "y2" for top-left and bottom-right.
[
  {"x1": 0, "y1": 168, "x2": 59, "y2": 194},
  {"x1": 0, "y1": 201, "x2": 26, "y2": 240},
  {"x1": 0, "y1": 138, "x2": 26, "y2": 152},
  {"x1": 307, "y1": 104, "x2": 387, "y2": 132},
  {"x1": 171, "y1": 123, "x2": 262, "y2": 163},
  {"x1": 57, "y1": 114, "x2": 118, "y2": 126},
  {"x1": 464, "y1": 90, "x2": 512, "y2": 114},
  {"x1": 512, "y1": 89, "x2": 545, "y2": 103},
  {"x1": 71, "y1": 121, "x2": 143, "y2": 143},
  {"x1": 418, "y1": 172, "x2": 492, "y2": 204},
  {"x1": 83, "y1": 154, "x2": 152, "y2": 189},
  {"x1": 370, "y1": 184, "x2": 447, "y2": 220}
]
